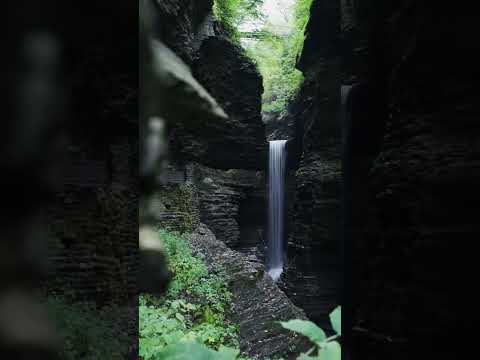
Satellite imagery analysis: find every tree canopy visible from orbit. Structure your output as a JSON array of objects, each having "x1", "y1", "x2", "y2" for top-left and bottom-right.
[{"x1": 214, "y1": 0, "x2": 314, "y2": 115}]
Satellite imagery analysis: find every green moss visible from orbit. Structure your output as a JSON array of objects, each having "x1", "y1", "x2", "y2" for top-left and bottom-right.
[
  {"x1": 213, "y1": 0, "x2": 265, "y2": 42},
  {"x1": 159, "y1": 183, "x2": 199, "y2": 233},
  {"x1": 177, "y1": 184, "x2": 197, "y2": 232}
]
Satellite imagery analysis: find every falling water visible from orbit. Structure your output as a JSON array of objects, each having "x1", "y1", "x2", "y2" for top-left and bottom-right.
[{"x1": 267, "y1": 140, "x2": 287, "y2": 281}]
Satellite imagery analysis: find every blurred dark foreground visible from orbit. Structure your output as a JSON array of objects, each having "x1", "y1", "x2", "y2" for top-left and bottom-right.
[{"x1": 2, "y1": 1, "x2": 140, "y2": 358}]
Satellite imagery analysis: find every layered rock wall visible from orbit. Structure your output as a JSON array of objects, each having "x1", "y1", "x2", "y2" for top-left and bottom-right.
[
  {"x1": 283, "y1": 0, "x2": 343, "y2": 332},
  {"x1": 195, "y1": 164, "x2": 266, "y2": 256},
  {"x1": 152, "y1": 0, "x2": 268, "y2": 248}
]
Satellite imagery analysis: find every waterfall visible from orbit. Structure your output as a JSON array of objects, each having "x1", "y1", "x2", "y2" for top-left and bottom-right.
[{"x1": 267, "y1": 140, "x2": 287, "y2": 281}]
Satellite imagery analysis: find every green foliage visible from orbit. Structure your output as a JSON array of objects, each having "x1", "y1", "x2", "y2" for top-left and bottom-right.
[
  {"x1": 156, "y1": 342, "x2": 246, "y2": 360},
  {"x1": 292, "y1": 0, "x2": 314, "y2": 57},
  {"x1": 45, "y1": 296, "x2": 128, "y2": 359},
  {"x1": 329, "y1": 306, "x2": 341, "y2": 336},
  {"x1": 280, "y1": 306, "x2": 342, "y2": 360},
  {"x1": 213, "y1": 0, "x2": 265, "y2": 41},
  {"x1": 214, "y1": 0, "x2": 314, "y2": 114},
  {"x1": 246, "y1": 34, "x2": 304, "y2": 114},
  {"x1": 160, "y1": 229, "x2": 232, "y2": 310},
  {"x1": 151, "y1": 306, "x2": 342, "y2": 360},
  {"x1": 280, "y1": 319, "x2": 326, "y2": 344},
  {"x1": 141, "y1": 230, "x2": 341, "y2": 360},
  {"x1": 140, "y1": 230, "x2": 239, "y2": 359},
  {"x1": 253, "y1": 0, "x2": 313, "y2": 114}
]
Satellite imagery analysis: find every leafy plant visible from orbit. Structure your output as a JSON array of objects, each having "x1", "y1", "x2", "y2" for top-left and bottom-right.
[
  {"x1": 140, "y1": 230, "x2": 239, "y2": 359},
  {"x1": 213, "y1": 0, "x2": 265, "y2": 41},
  {"x1": 151, "y1": 306, "x2": 341, "y2": 360},
  {"x1": 141, "y1": 230, "x2": 341, "y2": 360},
  {"x1": 157, "y1": 342, "x2": 246, "y2": 360},
  {"x1": 280, "y1": 306, "x2": 341, "y2": 360}
]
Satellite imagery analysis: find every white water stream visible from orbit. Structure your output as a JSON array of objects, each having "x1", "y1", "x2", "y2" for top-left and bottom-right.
[{"x1": 267, "y1": 140, "x2": 287, "y2": 281}]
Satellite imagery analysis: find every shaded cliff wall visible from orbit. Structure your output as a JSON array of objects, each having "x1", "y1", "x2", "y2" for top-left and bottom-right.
[
  {"x1": 150, "y1": 2, "x2": 316, "y2": 357},
  {"x1": 192, "y1": 37, "x2": 267, "y2": 170},
  {"x1": 195, "y1": 165, "x2": 266, "y2": 254},
  {"x1": 153, "y1": 0, "x2": 268, "y2": 256},
  {"x1": 154, "y1": 0, "x2": 267, "y2": 170},
  {"x1": 46, "y1": 2, "x2": 138, "y2": 305},
  {"x1": 283, "y1": 0, "x2": 343, "y2": 332},
  {"x1": 342, "y1": 1, "x2": 480, "y2": 358}
]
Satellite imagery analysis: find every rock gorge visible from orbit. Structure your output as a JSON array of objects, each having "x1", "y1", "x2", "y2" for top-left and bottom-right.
[
  {"x1": 149, "y1": 0, "x2": 308, "y2": 357},
  {"x1": 149, "y1": 0, "x2": 480, "y2": 358}
]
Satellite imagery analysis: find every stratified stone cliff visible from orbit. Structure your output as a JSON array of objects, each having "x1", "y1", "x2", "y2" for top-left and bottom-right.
[
  {"x1": 151, "y1": 0, "x2": 268, "y2": 247},
  {"x1": 195, "y1": 164, "x2": 266, "y2": 253},
  {"x1": 282, "y1": 0, "x2": 343, "y2": 332}
]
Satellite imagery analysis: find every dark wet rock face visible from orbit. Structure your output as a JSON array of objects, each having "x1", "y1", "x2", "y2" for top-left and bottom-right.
[
  {"x1": 154, "y1": 0, "x2": 214, "y2": 65},
  {"x1": 172, "y1": 42, "x2": 267, "y2": 169},
  {"x1": 192, "y1": 37, "x2": 267, "y2": 170},
  {"x1": 281, "y1": 0, "x2": 343, "y2": 332},
  {"x1": 153, "y1": 0, "x2": 267, "y2": 171},
  {"x1": 154, "y1": 161, "x2": 267, "y2": 260},
  {"x1": 187, "y1": 224, "x2": 309, "y2": 359},
  {"x1": 194, "y1": 164, "x2": 267, "y2": 256},
  {"x1": 342, "y1": 1, "x2": 480, "y2": 358}
]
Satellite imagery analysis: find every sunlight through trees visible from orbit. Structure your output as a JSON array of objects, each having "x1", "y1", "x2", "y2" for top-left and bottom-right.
[{"x1": 214, "y1": 0, "x2": 314, "y2": 115}]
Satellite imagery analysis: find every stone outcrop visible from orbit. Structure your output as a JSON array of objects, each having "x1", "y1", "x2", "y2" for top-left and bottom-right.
[
  {"x1": 144, "y1": 38, "x2": 228, "y2": 126},
  {"x1": 154, "y1": 0, "x2": 215, "y2": 65},
  {"x1": 151, "y1": 0, "x2": 267, "y2": 171},
  {"x1": 145, "y1": 161, "x2": 199, "y2": 235},
  {"x1": 153, "y1": 161, "x2": 267, "y2": 261},
  {"x1": 192, "y1": 37, "x2": 267, "y2": 169},
  {"x1": 187, "y1": 224, "x2": 309, "y2": 359},
  {"x1": 150, "y1": 0, "x2": 268, "y2": 259},
  {"x1": 194, "y1": 164, "x2": 266, "y2": 257}
]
